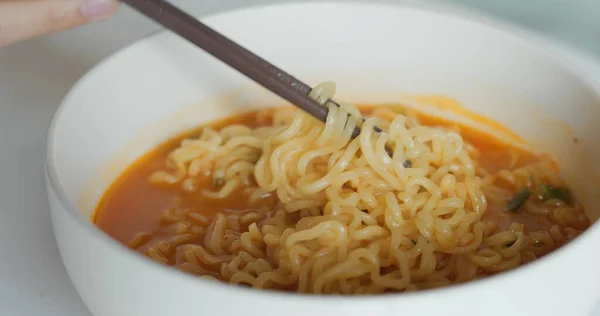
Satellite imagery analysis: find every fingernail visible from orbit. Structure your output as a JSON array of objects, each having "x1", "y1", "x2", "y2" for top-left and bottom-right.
[{"x1": 81, "y1": 0, "x2": 117, "y2": 22}]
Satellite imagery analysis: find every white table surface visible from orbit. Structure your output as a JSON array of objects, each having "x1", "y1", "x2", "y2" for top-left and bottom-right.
[{"x1": 2, "y1": 0, "x2": 600, "y2": 315}]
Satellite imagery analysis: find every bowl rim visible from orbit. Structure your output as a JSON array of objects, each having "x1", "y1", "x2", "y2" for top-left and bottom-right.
[{"x1": 44, "y1": 0, "x2": 600, "y2": 304}]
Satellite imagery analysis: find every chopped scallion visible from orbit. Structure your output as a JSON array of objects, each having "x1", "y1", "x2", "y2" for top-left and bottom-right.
[
  {"x1": 506, "y1": 189, "x2": 531, "y2": 212},
  {"x1": 538, "y1": 184, "x2": 569, "y2": 202}
]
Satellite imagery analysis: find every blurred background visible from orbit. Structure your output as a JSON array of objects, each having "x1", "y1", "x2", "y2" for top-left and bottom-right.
[
  {"x1": 2, "y1": 0, "x2": 600, "y2": 98},
  {"x1": 2, "y1": 0, "x2": 600, "y2": 93},
  {"x1": 453, "y1": 0, "x2": 599, "y2": 54}
]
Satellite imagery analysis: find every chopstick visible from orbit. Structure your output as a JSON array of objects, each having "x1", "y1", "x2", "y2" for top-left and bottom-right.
[{"x1": 122, "y1": 0, "x2": 388, "y2": 146}]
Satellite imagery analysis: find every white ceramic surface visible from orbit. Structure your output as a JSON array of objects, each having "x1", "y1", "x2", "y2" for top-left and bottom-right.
[{"x1": 45, "y1": 2, "x2": 600, "y2": 316}]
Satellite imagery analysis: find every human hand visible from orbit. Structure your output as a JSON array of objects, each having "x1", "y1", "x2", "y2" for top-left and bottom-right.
[{"x1": 0, "y1": 0, "x2": 120, "y2": 47}]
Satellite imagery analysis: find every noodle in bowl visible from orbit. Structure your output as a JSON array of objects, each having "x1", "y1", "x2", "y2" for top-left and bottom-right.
[
  {"x1": 45, "y1": 2, "x2": 600, "y2": 316},
  {"x1": 141, "y1": 84, "x2": 588, "y2": 293}
]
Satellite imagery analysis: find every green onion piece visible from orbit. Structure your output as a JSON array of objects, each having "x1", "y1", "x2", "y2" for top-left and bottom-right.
[
  {"x1": 506, "y1": 189, "x2": 531, "y2": 212},
  {"x1": 538, "y1": 184, "x2": 570, "y2": 202}
]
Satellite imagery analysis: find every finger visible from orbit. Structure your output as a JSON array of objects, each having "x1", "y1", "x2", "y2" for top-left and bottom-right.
[{"x1": 0, "y1": 0, "x2": 120, "y2": 47}]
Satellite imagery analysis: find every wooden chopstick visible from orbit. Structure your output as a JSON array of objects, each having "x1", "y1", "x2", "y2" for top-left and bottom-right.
[{"x1": 122, "y1": 0, "x2": 389, "y2": 147}]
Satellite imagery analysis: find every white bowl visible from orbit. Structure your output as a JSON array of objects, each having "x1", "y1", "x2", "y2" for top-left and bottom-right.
[{"x1": 45, "y1": 2, "x2": 600, "y2": 316}]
